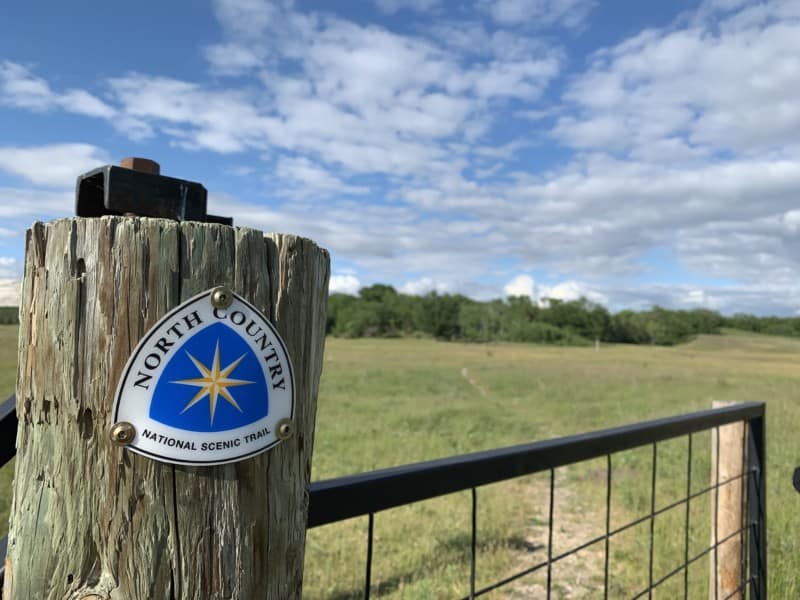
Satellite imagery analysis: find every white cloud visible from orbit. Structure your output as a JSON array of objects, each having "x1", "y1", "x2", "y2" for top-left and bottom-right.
[
  {"x1": 554, "y1": 6, "x2": 800, "y2": 157},
  {"x1": 504, "y1": 274, "x2": 535, "y2": 297},
  {"x1": 483, "y1": 0, "x2": 597, "y2": 29},
  {"x1": 204, "y1": 43, "x2": 263, "y2": 75},
  {"x1": 0, "y1": 187, "x2": 69, "y2": 263},
  {"x1": 58, "y1": 89, "x2": 117, "y2": 119},
  {"x1": 606, "y1": 282, "x2": 799, "y2": 316},
  {"x1": 0, "y1": 187, "x2": 71, "y2": 219},
  {"x1": 781, "y1": 209, "x2": 800, "y2": 233},
  {"x1": 504, "y1": 274, "x2": 607, "y2": 306},
  {"x1": 2, "y1": 7, "x2": 563, "y2": 183},
  {"x1": 170, "y1": 1, "x2": 800, "y2": 314},
  {"x1": 541, "y1": 280, "x2": 608, "y2": 305},
  {"x1": 503, "y1": 275, "x2": 800, "y2": 315},
  {"x1": 225, "y1": 165, "x2": 256, "y2": 177},
  {"x1": 329, "y1": 274, "x2": 361, "y2": 295},
  {"x1": 107, "y1": 74, "x2": 271, "y2": 153},
  {"x1": 400, "y1": 277, "x2": 451, "y2": 295},
  {"x1": 212, "y1": 0, "x2": 289, "y2": 39},
  {"x1": 0, "y1": 144, "x2": 109, "y2": 187},
  {"x1": 274, "y1": 157, "x2": 369, "y2": 198},
  {"x1": 95, "y1": 6, "x2": 561, "y2": 173},
  {"x1": 0, "y1": 61, "x2": 51, "y2": 110},
  {"x1": 0, "y1": 279, "x2": 20, "y2": 306},
  {"x1": 373, "y1": 0, "x2": 442, "y2": 14},
  {"x1": 0, "y1": 258, "x2": 17, "y2": 279},
  {"x1": 682, "y1": 289, "x2": 721, "y2": 309},
  {"x1": 0, "y1": 61, "x2": 115, "y2": 118},
  {"x1": 208, "y1": 135, "x2": 800, "y2": 310}
]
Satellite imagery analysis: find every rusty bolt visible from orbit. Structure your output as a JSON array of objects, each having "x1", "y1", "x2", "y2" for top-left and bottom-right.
[
  {"x1": 277, "y1": 418, "x2": 294, "y2": 440},
  {"x1": 120, "y1": 157, "x2": 160, "y2": 175}
]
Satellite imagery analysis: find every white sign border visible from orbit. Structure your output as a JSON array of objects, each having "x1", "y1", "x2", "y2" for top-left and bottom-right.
[{"x1": 111, "y1": 289, "x2": 295, "y2": 466}]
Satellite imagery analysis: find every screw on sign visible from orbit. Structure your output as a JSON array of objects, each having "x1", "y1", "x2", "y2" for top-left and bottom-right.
[
  {"x1": 109, "y1": 421, "x2": 136, "y2": 446},
  {"x1": 210, "y1": 285, "x2": 234, "y2": 309},
  {"x1": 277, "y1": 418, "x2": 294, "y2": 440}
]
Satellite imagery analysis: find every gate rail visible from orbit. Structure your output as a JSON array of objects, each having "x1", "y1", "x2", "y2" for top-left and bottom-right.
[{"x1": 0, "y1": 395, "x2": 766, "y2": 598}]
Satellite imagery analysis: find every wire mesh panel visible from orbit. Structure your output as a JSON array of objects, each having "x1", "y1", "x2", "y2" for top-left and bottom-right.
[
  {"x1": 0, "y1": 397, "x2": 767, "y2": 596},
  {"x1": 304, "y1": 403, "x2": 766, "y2": 600}
]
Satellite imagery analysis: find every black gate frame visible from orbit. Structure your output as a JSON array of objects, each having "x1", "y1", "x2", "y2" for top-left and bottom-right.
[{"x1": 0, "y1": 396, "x2": 766, "y2": 598}]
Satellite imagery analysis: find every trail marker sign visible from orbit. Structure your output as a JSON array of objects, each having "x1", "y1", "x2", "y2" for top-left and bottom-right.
[{"x1": 111, "y1": 287, "x2": 295, "y2": 465}]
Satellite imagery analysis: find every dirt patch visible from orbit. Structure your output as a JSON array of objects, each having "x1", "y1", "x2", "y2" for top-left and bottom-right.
[
  {"x1": 461, "y1": 367, "x2": 488, "y2": 397},
  {"x1": 503, "y1": 470, "x2": 607, "y2": 599}
]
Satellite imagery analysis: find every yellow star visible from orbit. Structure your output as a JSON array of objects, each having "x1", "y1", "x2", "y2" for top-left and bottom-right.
[{"x1": 172, "y1": 340, "x2": 254, "y2": 425}]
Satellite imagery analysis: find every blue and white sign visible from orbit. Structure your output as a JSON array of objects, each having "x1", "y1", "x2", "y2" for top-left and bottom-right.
[{"x1": 112, "y1": 288, "x2": 295, "y2": 465}]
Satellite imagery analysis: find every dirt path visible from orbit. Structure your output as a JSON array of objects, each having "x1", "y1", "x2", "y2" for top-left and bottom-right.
[
  {"x1": 503, "y1": 470, "x2": 607, "y2": 599},
  {"x1": 459, "y1": 365, "x2": 606, "y2": 598},
  {"x1": 461, "y1": 367, "x2": 488, "y2": 397}
]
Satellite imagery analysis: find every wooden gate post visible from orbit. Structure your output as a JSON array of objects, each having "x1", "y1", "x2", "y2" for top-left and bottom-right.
[
  {"x1": 2, "y1": 213, "x2": 329, "y2": 598},
  {"x1": 710, "y1": 400, "x2": 746, "y2": 600}
]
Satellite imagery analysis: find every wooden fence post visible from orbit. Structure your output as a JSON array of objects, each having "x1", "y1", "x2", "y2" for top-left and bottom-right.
[
  {"x1": 2, "y1": 216, "x2": 329, "y2": 599},
  {"x1": 710, "y1": 400, "x2": 746, "y2": 600}
]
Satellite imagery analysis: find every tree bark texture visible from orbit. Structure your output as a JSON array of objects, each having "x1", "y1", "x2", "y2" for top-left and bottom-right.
[{"x1": 2, "y1": 217, "x2": 329, "y2": 599}]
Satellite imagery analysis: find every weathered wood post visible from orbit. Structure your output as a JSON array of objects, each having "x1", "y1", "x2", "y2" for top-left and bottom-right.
[
  {"x1": 2, "y1": 159, "x2": 329, "y2": 599},
  {"x1": 709, "y1": 400, "x2": 746, "y2": 600}
]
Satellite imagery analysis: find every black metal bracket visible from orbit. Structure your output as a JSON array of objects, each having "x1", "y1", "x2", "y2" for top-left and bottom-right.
[
  {"x1": 75, "y1": 165, "x2": 232, "y2": 225},
  {"x1": 793, "y1": 466, "x2": 800, "y2": 493}
]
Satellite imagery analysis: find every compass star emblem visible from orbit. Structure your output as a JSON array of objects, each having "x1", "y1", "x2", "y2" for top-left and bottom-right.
[{"x1": 172, "y1": 340, "x2": 255, "y2": 425}]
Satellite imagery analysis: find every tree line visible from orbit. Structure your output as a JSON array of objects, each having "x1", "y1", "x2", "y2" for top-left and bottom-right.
[
  {"x1": 2, "y1": 287, "x2": 800, "y2": 346},
  {"x1": 327, "y1": 284, "x2": 800, "y2": 346},
  {"x1": 0, "y1": 307, "x2": 17, "y2": 325}
]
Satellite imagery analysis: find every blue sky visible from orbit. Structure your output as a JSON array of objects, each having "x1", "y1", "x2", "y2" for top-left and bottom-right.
[{"x1": 2, "y1": 0, "x2": 800, "y2": 314}]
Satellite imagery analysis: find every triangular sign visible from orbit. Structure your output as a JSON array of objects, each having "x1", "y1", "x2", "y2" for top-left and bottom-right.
[{"x1": 111, "y1": 288, "x2": 294, "y2": 465}]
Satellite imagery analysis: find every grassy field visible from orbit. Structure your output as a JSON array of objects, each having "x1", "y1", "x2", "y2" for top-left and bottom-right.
[
  {"x1": 305, "y1": 333, "x2": 798, "y2": 598},
  {"x1": 1, "y1": 325, "x2": 798, "y2": 597}
]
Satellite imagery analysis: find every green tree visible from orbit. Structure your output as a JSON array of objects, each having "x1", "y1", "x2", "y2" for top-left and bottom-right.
[{"x1": 419, "y1": 293, "x2": 463, "y2": 339}]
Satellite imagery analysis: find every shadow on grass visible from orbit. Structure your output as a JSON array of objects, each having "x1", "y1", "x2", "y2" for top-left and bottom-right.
[
  {"x1": 324, "y1": 569, "x2": 422, "y2": 600},
  {"x1": 507, "y1": 535, "x2": 545, "y2": 554},
  {"x1": 319, "y1": 532, "x2": 544, "y2": 600}
]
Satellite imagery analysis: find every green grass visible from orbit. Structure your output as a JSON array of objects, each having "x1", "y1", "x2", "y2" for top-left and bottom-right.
[
  {"x1": 305, "y1": 335, "x2": 799, "y2": 598},
  {"x1": 1, "y1": 327, "x2": 798, "y2": 598},
  {"x1": 0, "y1": 325, "x2": 16, "y2": 399}
]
